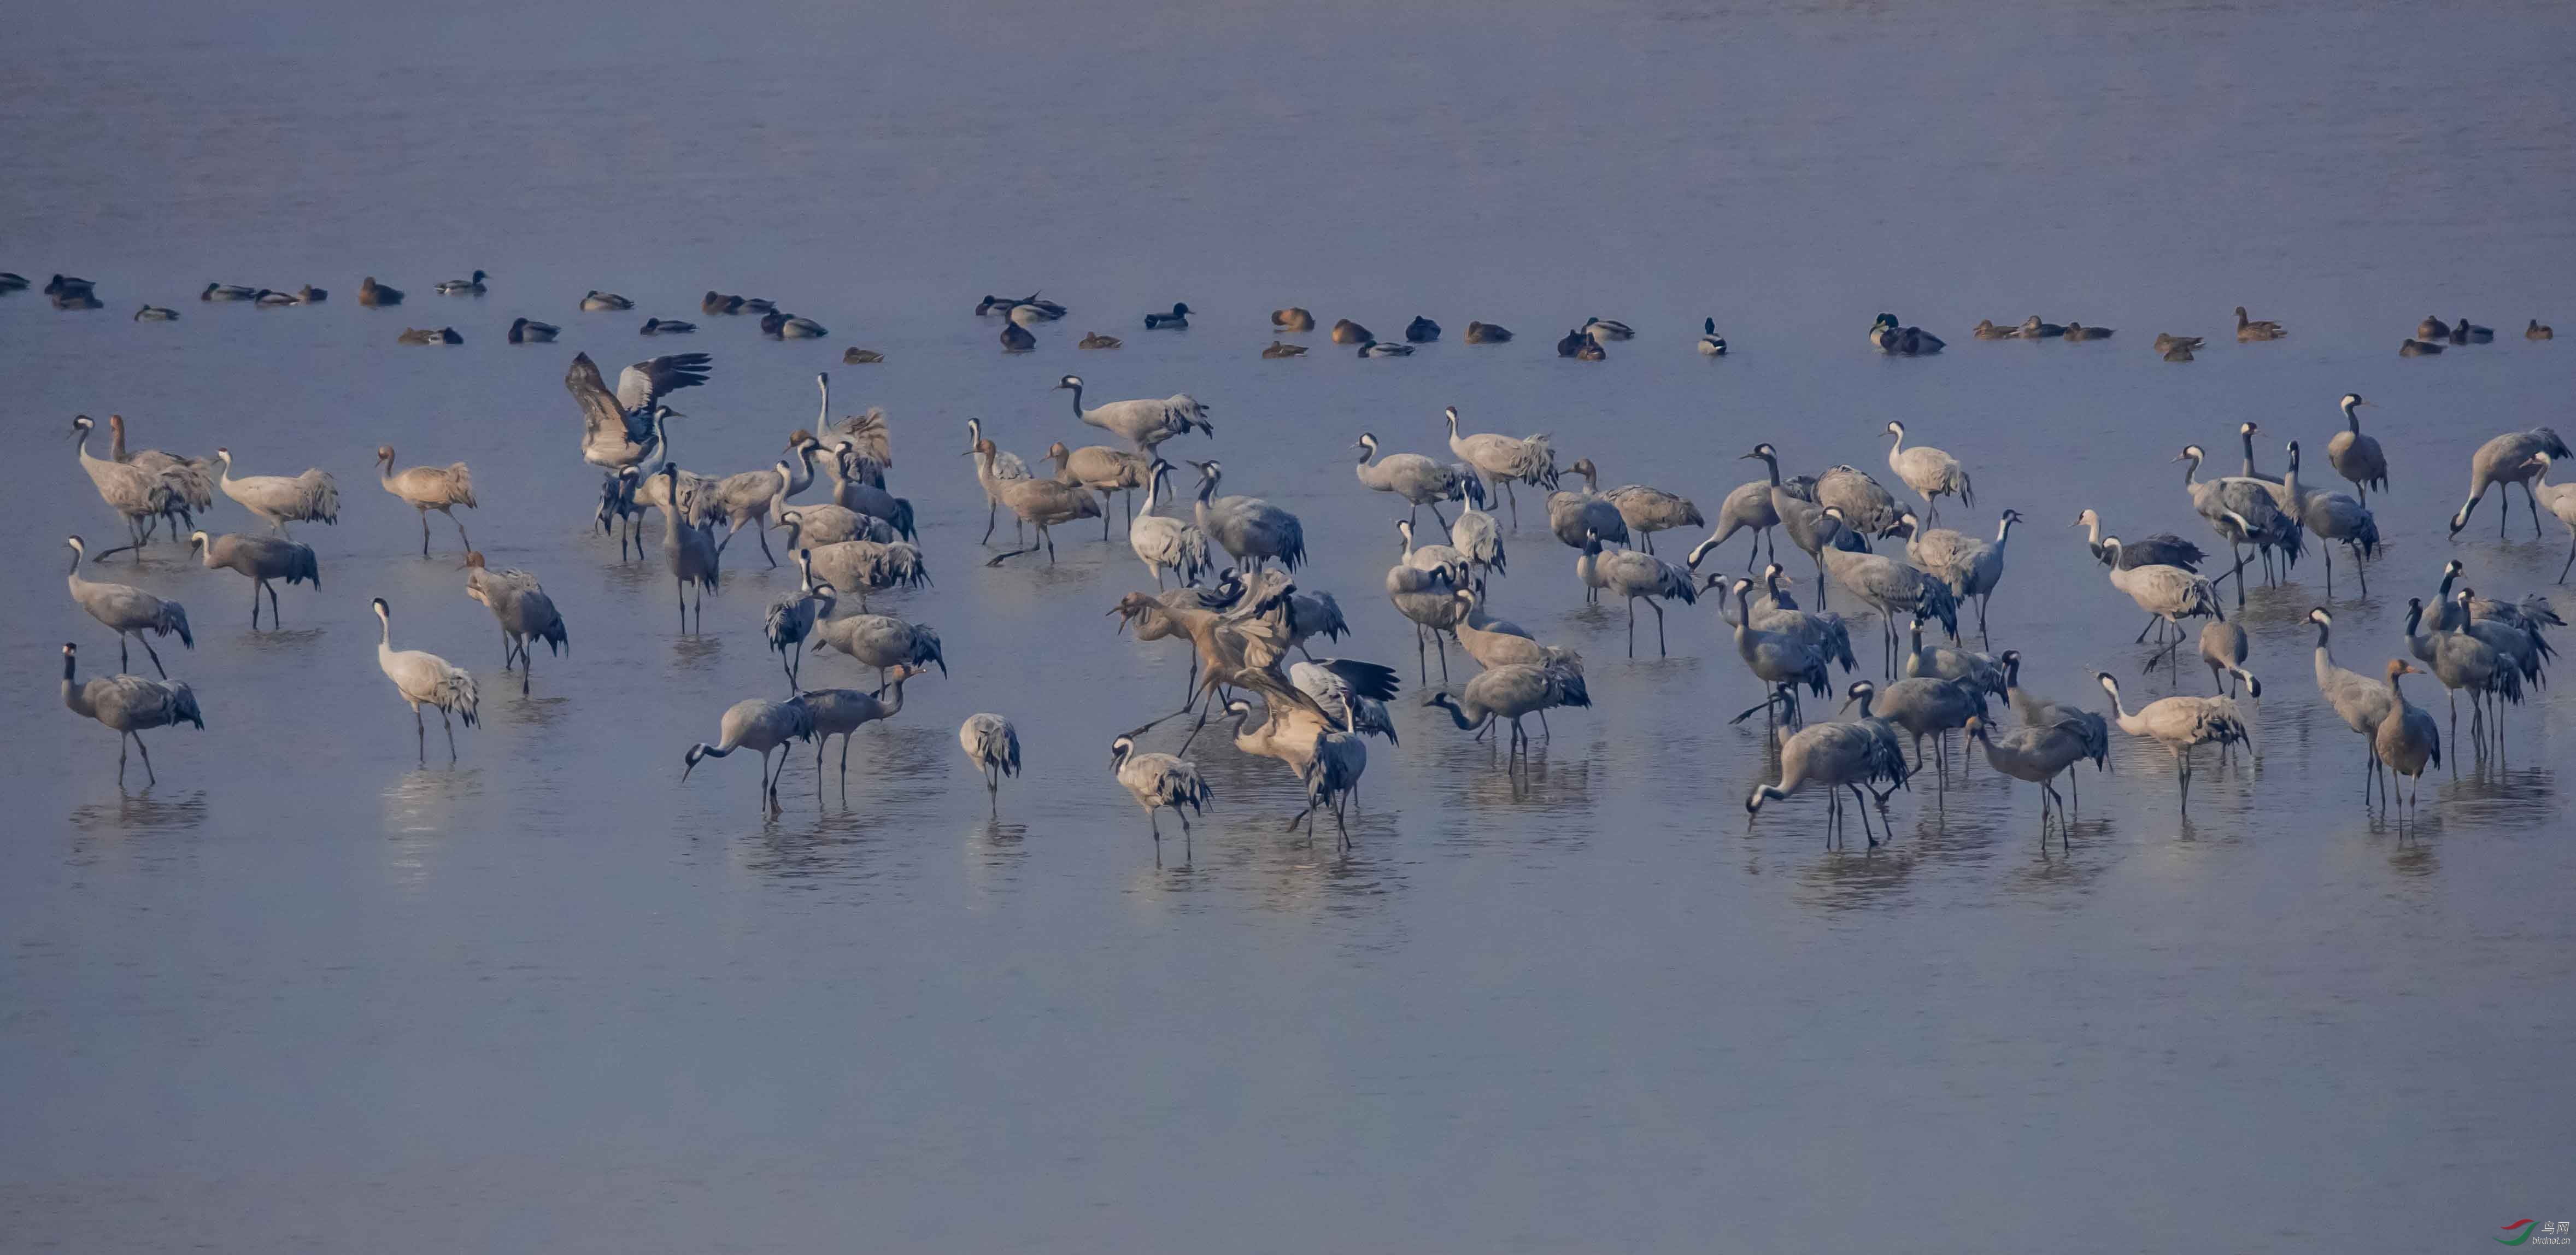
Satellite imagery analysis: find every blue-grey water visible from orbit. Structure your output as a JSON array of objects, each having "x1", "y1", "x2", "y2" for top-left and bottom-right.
[{"x1": 7, "y1": 2, "x2": 2575, "y2": 1250}]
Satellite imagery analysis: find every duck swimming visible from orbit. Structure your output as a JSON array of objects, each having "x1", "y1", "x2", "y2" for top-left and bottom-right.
[
  {"x1": 435, "y1": 269, "x2": 488, "y2": 296},
  {"x1": 1698, "y1": 317, "x2": 1728, "y2": 355},
  {"x1": 1143, "y1": 302, "x2": 1192, "y2": 330},
  {"x1": 1464, "y1": 320, "x2": 1512, "y2": 343}
]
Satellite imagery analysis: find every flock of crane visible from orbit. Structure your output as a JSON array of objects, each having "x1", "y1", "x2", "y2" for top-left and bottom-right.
[{"x1": 37, "y1": 273, "x2": 2576, "y2": 851}]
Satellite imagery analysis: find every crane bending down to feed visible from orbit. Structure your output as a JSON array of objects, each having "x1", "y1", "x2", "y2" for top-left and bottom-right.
[
  {"x1": 377, "y1": 445, "x2": 476, "y2": 556},
  {"x1": 463, "y1": 553, "x2": 566, "y2": 695},
  {"x1": 1967, "y1": 715, "x2": 2097, "y2": 838},
  {"x1": 683, "y1": 697, "x2": 814, "y2": 816},
  {"x1": 65, "y1": 535, "x2": 192, "y2": 676},
  {"x1": 372, "y1": 597, "x2": 479, "y2": 763},
  {"x1": 959, "y1": 713, "x2": 1022, "y2": 806},
  {"x1": 61, "y1": 642, "x2": 202, "y2": 786},
  {"x1": 2448, "y1": 427, "x2": 2571, "y2": 539},
  {"x1": 1745, "y1": 717, "x2": 1908, "y2": 848},
  {"x1": 2097, "y1": 673, "x2": 2251, "y2": 812},
  {"x1": 1422, "y1": 660, "x2": 1591, "y2": 760}
]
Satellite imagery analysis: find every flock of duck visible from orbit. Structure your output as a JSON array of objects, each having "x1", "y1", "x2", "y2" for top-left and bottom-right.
[{"x1": 32, "y1": 270, "x2": 2576, "y2": 851}]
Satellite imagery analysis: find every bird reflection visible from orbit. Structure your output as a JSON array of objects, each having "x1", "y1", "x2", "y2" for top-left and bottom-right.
[{"x1": 70, "y1": 787, "x2": 208, "y2": 836}]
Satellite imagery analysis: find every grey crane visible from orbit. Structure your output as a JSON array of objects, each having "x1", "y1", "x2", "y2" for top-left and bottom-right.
[
  {"x1": 703, "y1": 453, "x2": 811, "y2": 568},
  {"x1": 764, "y1": 555, "x2": 836, "y2": 690},
  {"x1": 1723, "y1": 576, "x2": 1832, "y2": 728},
  {"x1": 2280, "y1": 439, "x2": 2378, "y2": 596},
  {"x1": 1126, "y1": 460, "x2": 1213, "y2": 590},
  {"x1": 1884, "y1": 421, "x2": 1974, "y2": 522},
  {"x1": 1602, "y1": 480, "x2": 1704, "y2": 555},
  {"x1": 2375, "y1": 661, "x2": 2442, "y2": 816},
  {"x1": 189, "y1": 529, "x2": 318, "y2": 629},
  {"x1": 564, "y1": 351, "x2": 710, "y2": 470},
  {"x1": 1812, "y1": 465, "x2": 1904, "y2": 541},
  {"x1": 1444, "y1": 406, "x2": 1556, "y2": 527},
  {"x1": 2097, "y1": 673, "x2": 2253, "y2": 811},
  {"x1": 1448, "y1": 496, "x2": 1506, "y2": 589},
  {"x1": 1577, "y1": 531, "x2": 1695, "y2": 656},
  {"x1": 598, "y1": 466, "x2": 650, "y2": 559},
  {"x1": 959, "y1": 713, "x2": 1022, "y2": 807},
  {"x1": 214, "y1": 446, "x2": 339, "y2": 535},
  {"x1": 462, "y1": 553, "x2": 566, "y2": 695},
  {"x1": 2448, "y1": 427, "x2": 2572, "y2": 539},
  {"x1": 2073, "y1": 508, "x2": 2204, "y2": 572},
  {"x1": 1424, "y1": 660, "x2": 1591, "y2": 761},
  {"x1": 801, "y1": 537, "x2": 930, "y2": 612},
  {"x1": 812, "y1": 611, "x2": 947, "y2": 692},
  {"x1": 1967, "y1": 715, "x2": 2096, "y2": 837},
  {"x1": 105, "y1": 414, "x2": 214, "y2": 542},
  {"x1": 1903, "y1": 614, "x2": 2006, "y2": 699},
  {"x1": 1836, "y1": 681, "x2": 1915, "y2": 800},
  {"x1": 1694, "y1": 443, "x2": 1790, "y2": 572},
  {"x1": 2404, "y1": 593, "x2": 2521, "y2": 758},
  {"x1": 1190, "y1": 460, "x2": 1306, "y2": 572},
  {"x1": 777, "y1": 505, "x2": 894, "y2": 550},
  {"x1": 1711, "y1": 565, "x2": 1857, "y2": 675},
  {"x1": 1397, "y1": 518, "x2": 1472, "y2": 591},
  {"x1": 2305, "y1": 609, "x2": 2395, "y2": 806},
  {"x1": 1355, "y1": 432, "x2": 1475, "y2": 530},
  {"x1": 820, "y1": 442, "x2": 917, "y2": 541},
  {"x1": 70, "y1": 416, "x2": 179, "y2": 557},
  {"x1": 60, "y1": 642, "x2": 201, "y2": 785},
  {"x1": 1055, "y1": 375, "x2": 1213, "y2": 454},
  {"x1": 1853, "y1": 673, "x2": 1984, "y2": 789},
  {"x1": 372, "y1": 597, "x2": 479, "y2": 763},
  {"x1": 1110, "y1": 734, "x2": 1212, "y2": 847},
  {"x1": 976, "y1": 437, "x2": 1102, "y2": 566},
  {"x1": 1902, "y1": 508, "x2": 2018, "y2": 639},
  {"x1": 64, "y1": 535, "x2": 191, "y2": 676},
  {"x1": 1290, "y1": 714, "x2": 1369, "y2": 845},
  {"x1": 1388, "y1": 564, "x2": 1469, "y2": 682},
  {"x1": 683, "y1": 697, "x2": 815, "y2": 816},
  {"x1": 649, "y1": 464, "x2": 721, "y2": 632},
  {"x1": 2178, "y1": 444, "x2": 2301, "y2": 601},
  {"x1": 1547, "y1": 459, "x2": 1629, "y2": 552},
  {"x1": 1816, "y1": 510, "x2": 1961, "y2": 676},
  {"x1": 1746, "y1": 715, "x2": 1908, "y2": 847},
  {"x1": 2532, "y1": 454, "x2": 2576, "y2": 581},
  {"x1": 1049, "y1": 438, "x2": 1152, "y2": 538},
  {"x1": 2325, "y1": 394, "x2": 2388, "y2": 503},
  {"x1": 2098, "y1": 536, "x2": 2224, "y2": 671},
  {"x1": 794, "y1": 664, "x2": 922, "y2": 789},
  {"x1": 963, "y1": 418, "x2": 1034, "y2": 543},
  {"x1": 377, "y1": 445, "x2": 476, "y2": 556},
  {"x1": 1998, "y1": 650, "x2": 2109, "y2": 802},
  {"x1": 2194, "y1": 620, "x2": 2257, "y2": 697}
]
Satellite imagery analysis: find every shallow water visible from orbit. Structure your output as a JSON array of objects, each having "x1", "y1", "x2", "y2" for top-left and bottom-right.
[{"x1": 7, "y1": 1, "x2": 2576, "y2": 1250}]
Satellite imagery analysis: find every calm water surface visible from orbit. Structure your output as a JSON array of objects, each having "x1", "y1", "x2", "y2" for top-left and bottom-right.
[{"x1": 6, "y1": 2, "x2": 2575, "y2": 1250}]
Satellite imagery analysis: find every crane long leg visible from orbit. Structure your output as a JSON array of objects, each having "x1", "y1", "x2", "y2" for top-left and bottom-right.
[
  {"x1": 116, "y1": 732, "x2": 130, "y2": 786},
  {"x1": 414, "y1": 706, "x2": 427, "y2": 760},
  {"x1": 1652, "y1": 599, "x2": 1669, "y2": 656},
  {"x1": 132, "y1": 732, "x2": 156, "y2": 785}
]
